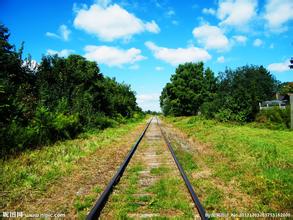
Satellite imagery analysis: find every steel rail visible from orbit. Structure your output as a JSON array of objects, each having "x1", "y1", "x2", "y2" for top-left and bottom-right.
[
  {"x1": 156, "y1": 117, "x2": 208, "y2": 220},
  {"x1": 86, "y1": 117, "x2": 153, "y2": 220}
]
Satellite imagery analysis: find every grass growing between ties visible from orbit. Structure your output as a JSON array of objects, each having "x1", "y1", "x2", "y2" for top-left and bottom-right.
[
  {"x1": 90, "y1": 163, "x2": 145, "y2": 219},
  {"x1": 99, "y1": 163, "x2": 195, "y2": 219},
  {"x1": 74, "y1": 164, "x2": 144, "y2": 219},
  {"x1": 0, "y1": 117, "x2": 145, "y2": 210},
  {"x1": 146, "y1": 176, "x2": 194, "y2": 218},
  {"x1": 163, "y1": 116, "x2": 293, "y2": 213}
]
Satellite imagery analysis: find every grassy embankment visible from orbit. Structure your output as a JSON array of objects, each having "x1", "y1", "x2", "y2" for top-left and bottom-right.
[
  {"x1": 0, "y1": 116, "x2": 146, "y2": 210},
  {"x1": 163, "y1": 116, "x2": 292, "y2": 214}
]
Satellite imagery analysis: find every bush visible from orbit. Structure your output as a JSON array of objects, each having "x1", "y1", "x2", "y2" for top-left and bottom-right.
[
  {"x1": 200, "y1": 102, "x2": 216, "y2": 119},
  {"x1": 255, "y1": 106, "x2": 290, "y2": 129},
  {"x1": 214, "y1": 109, "x2": 233, "y2": 122},
  {"x1": 52, "y1": 112, "x2": 80, "y2": 139},
  {"x1": 93, "y1": 113, "x2": 118, "y2": 129}
]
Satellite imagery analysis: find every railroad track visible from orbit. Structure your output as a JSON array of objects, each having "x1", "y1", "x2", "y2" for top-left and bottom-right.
[{"x1": 87, "y1": 117, "x2": 207, "y2": 220}]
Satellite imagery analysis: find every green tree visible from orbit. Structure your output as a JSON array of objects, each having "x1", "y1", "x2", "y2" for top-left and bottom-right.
[
  {"x1": 210, "y1": 65, "x2": 279, "y2": 121},
  {"x1": 0, "y1": 24, "x2": 38, "y2": 154},
  {"x1": 0, "y1": 23, "x2": 141, "y2": 157},
  {"x1": 160, "y1": 62, "x2": 216, "y2": 116}
]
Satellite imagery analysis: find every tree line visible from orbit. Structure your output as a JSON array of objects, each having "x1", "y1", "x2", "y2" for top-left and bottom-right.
[
  {"x1": 160, "y1": 62, "x2": 291, "y2": 125},
  {"x1": 0, "y1": 24, "x2": 141, "y2": 157}
]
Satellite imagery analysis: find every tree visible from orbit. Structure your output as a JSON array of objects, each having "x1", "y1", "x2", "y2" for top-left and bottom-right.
[
  {"x1": 209, "y1": 65, "x2": 279, "y2": 121},
  {"x1": 0, "y1": 23, "x2": 141, "y2": 157},
  {"x1": 160, "y1": 62, "x2": 216, "y2": 116}
]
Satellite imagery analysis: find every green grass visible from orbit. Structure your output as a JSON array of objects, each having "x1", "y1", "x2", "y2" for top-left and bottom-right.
[
  {"x1": 146, "y1": 177, "x2": 194, "y2": 218},
  {"x1": 101, "y1": 163, "x2": 144, "y2": 219},
  {"x1": 0, "y1": 117, "x2": 145, "y2": 209},
  {"x1": 164, "y1": 116, "x2": 293, "y2": 213}
]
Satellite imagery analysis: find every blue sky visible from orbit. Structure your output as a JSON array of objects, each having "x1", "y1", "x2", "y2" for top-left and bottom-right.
[{"x1": 1, "y1": 0, "x2": 292, "y2": 111}]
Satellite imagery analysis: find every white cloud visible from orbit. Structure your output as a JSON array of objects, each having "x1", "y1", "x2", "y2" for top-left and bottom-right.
[
  {"x1": 136, "y1": 93, "x2": 161, "y2": 111},
  {"x1": 22, "y1": 59, "x2": 38, "y2": 72},
  {"x1": 46, "y1": 25, "x2": 71, "y2": 41},
  {"x1": 267, "y1": 59, "x2": 290, "y2": 73},
  {"x1": 155, "y1": 66, "x2": 164, "y2": 71},
  {"x1": 172, "y1": 20, "x2": 179, "y2": 25},
  {"x1": 217, "y1": 56, "x2": 225, "y2": 63},
  {"x1": 59, "y1": 25, "x2": 71, "y2": 41},
  {"x1": 84, "y1": 45, "x2": 146, "y2": 67},
  {"x1": 166, "y1": 9, "x2": 175, "y2": 16},
  {"x1": 45, "y1": 32, "x2": 59, "y2": 39},
  {"x1": 269, "y1": 43, "x2": 274, "y2": 49},
  {"x1": 217, "y1": 0, "x2": 257, "y2": 28},
  {"x1": 47, "y1": 49, "x2": 74, "y2": 57},
  {"x1": 233, "y1": 35, "x2": 247, "y2": 44},
  {"x1": 145, "y1": 20, "x2": 160, "y2": 33},
  {"x1": 74, "y1": 3, "x2": 160, "y2": 41},
  {"x1": 202, "y1": 8, "x2": 216, "y2": 15},
  {"x1": 145, "y1": 41, "x2": 211, "y2": 66},
  {"x1": 253, "y1": 38, "x2": 263, "y2": 47},
  {"x1": 192, "y1": 24, "x2": 229, "y2": 51},
  {"x1": 264, "y1": 0, "x2": 293, "y2": 32}
]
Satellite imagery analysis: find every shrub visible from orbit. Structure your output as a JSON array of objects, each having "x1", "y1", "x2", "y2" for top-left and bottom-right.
[
  {"x1": 93, "y1": 113, "x2": 118, "y2": 129},
  {"x1": 52, "y1": 112, "x2": 80, "y2": 139},
  {"x1": 214, "y1": 109, "x2": 233, "y2": 122},
  {"x1": 255, "y1": 106, "x2": 290, "y2": 129}
]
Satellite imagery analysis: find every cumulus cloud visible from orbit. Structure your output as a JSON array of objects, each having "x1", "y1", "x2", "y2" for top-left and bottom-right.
[
  {"x1": 264, "y1": 0, "x2": 293, "y2": 32},
  {"x1": 74, "y1": 3, "x2": 160, "y2": 41},
  {"x1": 202, "y1": 8, "x2": 216, "y2": 15},
  {"x1": 268, "y1": 59, "x2": 290, "y2": 72},
  {"x1": 253, "y1": 38, "x2": 263, "y2": 47},
  {"x1": 233, "y1": 35, "x2": 247, "y2": 44},
  {"x1": 47, "y1": 49, "x2": 74, "y2": 57},
  {"x1": 46, "y1": 25, "x2": 71, "y2": 41},
  {"x1": 84, "y1": 45, "x2": 146, "y2": 67},
  {"x1": 192, "y1": 24, "x2": 229, "y2": 51},
  {"x1": 217, "y1": 56, "x2": 225, "y2": 63},
  {"x1": 145, "y1": 41, "x2": 211, "y2": 66},
  {"x1": 145, "y1": 20, "x2": 160, "y2": 33},
  {"x1": 217, "y1": 0, "x2": 257, "y2": 28},
  {"x1": 136, "y1": 93, "x2": 161, "y2": 111}
]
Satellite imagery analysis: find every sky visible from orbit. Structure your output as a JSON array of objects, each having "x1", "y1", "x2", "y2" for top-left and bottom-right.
[{"x1": 1, "y1": 0, "x2": 292, "y2": 111}]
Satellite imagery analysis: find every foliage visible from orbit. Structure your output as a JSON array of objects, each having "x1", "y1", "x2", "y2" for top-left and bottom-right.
[
  {"x1": 205, "y1": 65, "x2": 279, "y2": 122},
  {"x1": 0, "y1": 24, "x2": 141, "y2": 157},
  {"x1": 161, "y1": 62, "x2": 281, "y2": 123},
  {"x1": 278, "y1": 82, "x2": 293, "y2": 94},
  {"x1": 160, "y1": 62, "x2": 217, "y2": 116},
  {"x1": 255, "y1": 106, "x2": 290, "y2": 129}
]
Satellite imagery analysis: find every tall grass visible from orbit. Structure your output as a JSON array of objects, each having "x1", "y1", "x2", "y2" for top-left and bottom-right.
[
  {"x1": 0, "y1": 117, "x2": 145, "y2": 209},
  {"x1": 165, "y1": 116, "x2": 292, "y2": 212}
]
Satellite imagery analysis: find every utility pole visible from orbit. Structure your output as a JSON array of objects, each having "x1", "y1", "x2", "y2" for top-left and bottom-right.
[{"x1": 290, "y1": 57, "x2": 293, "y2": 69}]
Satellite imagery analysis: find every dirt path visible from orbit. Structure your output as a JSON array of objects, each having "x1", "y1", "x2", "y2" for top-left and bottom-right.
[{"x1": 100, "y1": 119, "x2": 199, "y2": 219}]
